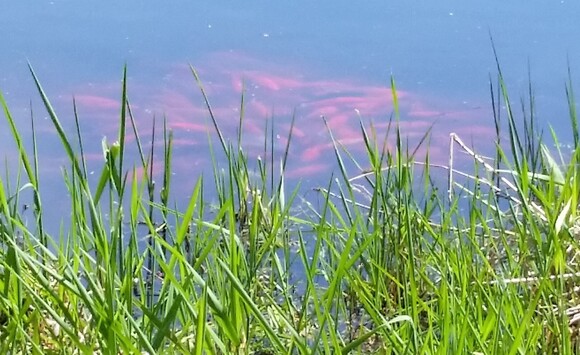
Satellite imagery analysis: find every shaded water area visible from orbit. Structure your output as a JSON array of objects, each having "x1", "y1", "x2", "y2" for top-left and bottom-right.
[{"x1": 2, "y1": 1, "x2": 580, "y2": 229}]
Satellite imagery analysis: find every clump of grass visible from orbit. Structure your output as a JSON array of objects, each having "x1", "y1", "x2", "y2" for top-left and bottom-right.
[{"x1": 0, "y1": 61, "x2": 580, "y2": 354}]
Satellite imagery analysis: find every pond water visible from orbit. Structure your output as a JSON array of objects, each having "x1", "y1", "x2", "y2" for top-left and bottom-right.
[{"x1": 1, "y1": 1, "x2": 580, "y2": 227}]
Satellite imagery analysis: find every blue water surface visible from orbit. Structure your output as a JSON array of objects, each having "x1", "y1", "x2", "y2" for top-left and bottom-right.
[{"x1": 1, "y1": 1, "x2": 579, "y2": 229}]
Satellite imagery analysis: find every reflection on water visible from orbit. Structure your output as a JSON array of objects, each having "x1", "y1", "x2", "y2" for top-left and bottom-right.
[{"x1": 59, "y1": 52, "x2": 494, "y2": 187}]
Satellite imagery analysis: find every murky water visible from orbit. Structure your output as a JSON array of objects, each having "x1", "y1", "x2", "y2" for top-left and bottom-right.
[{"x1": 2, "y1": 1, "x2": 580, "y2": 229}]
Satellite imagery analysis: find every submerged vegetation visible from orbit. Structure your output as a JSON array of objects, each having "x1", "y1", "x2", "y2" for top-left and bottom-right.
[{"x1": 1, "y1": 62, "x2": 580, "y2": 354}]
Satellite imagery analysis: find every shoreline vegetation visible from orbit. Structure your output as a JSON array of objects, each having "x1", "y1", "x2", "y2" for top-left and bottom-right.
[{"x1": 1, "y1": 63, "x2": 580, "y2": 354}]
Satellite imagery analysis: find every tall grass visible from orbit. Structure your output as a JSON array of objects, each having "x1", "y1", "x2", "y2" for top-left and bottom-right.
[{"x1": 0, "y1": 63, "x2": 579, "y2": 354}]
